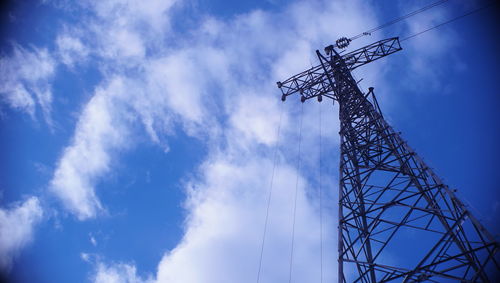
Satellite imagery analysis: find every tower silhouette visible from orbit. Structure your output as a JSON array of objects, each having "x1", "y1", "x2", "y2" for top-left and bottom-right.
[{"x1": 277, "y1": 37, "x2": 498, "y2": 282}]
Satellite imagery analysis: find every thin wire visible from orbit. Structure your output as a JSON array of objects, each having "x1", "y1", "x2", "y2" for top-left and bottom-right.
[
  {"x1": 288, "y1": 102, "x2": 304, "y2": 283},
  {"x1": 257, "y1": 101, "x2": 285, "y2": 283},
  {"x1": 401, "y1": 2, "x2": 493, "y2": 42},
  {"x1": 350, "y1": 0, "x2": 451, "y2": 41},
  {"x1": 319, "y1": 101, "x2": 323, "y2": 283}
]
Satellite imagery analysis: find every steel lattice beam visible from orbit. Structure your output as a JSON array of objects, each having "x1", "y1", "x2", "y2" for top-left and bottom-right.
[{"x1": 278, "y1": 37, "x2": 499, "y2": 282}]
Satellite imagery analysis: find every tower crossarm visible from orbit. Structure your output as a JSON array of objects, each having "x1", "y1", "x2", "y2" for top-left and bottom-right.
[
  {"x1": 276, "y1": 64, "x2": 332, "y2": 102},
  {"x1": 277, "y1": 37, "x2": 402, "y2": 103},
  {"x1": 340, "y1": 37, "x2": 401, "y2": 71}
]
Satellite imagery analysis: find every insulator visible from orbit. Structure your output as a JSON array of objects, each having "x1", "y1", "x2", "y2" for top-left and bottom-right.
[
  {"x1": 281, "y1": 94, "x2": 286, "y2": 102},
  {"x1": 335, "y1": 37, "x2": 351, "y2": 49},
  {"x1": 317, "y1": 95, "x2": 322, "y2": 102},
  {"x1": 276, "y1": 81, "x2": 282, "y2": 88},
  {"x1": 300, "y1": 95, "x2": 306, "y2": 103}
]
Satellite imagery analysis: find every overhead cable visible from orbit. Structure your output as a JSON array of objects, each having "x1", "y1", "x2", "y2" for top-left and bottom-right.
[
  {"x1": 349, "y1": 0, "x2": 451, "y2": 41},
  {"x1": 256, "y1": 101, "x2": 285, "y2": 283},
  {"x1": 288, "y1": 103, "x2": 304, "y2": 283},
  {"x1": 401, "y1": 2, "x2": 494, "y2": 42},
  {"x1": 318, "y1": 101, "x2": 323, "y2": 283}
]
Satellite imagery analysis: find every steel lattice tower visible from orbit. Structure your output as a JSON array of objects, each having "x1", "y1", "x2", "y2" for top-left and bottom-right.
[{"x1": 277, "y1": 37, "x2": 499, "y2": 282}]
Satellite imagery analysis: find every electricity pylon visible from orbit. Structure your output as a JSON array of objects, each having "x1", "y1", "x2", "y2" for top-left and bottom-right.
[{"x1": 277, "y1": 37, "x2": 498, "y2": 282}]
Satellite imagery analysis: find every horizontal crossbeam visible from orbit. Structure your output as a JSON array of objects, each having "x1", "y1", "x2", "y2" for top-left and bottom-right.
[{"x1": 276, "y1": 37, "x2": 402, "y2": 102}]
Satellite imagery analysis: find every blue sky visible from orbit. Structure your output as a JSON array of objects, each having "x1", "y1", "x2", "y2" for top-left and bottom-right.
[{"x1": 0, "y1": 0, "x2": 498, "y2": 282}]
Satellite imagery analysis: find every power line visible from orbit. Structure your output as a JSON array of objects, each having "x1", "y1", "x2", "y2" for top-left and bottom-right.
[
  {"x1": 318, "y1": 101, "x2": 323, "y2": 283},
  {"x1": 401, "y1": 2, "x2": 494, "y2": 42},
  {"x1": 350, "y1": 0, "x2": 451, "y2": 41},
  {"x1": 256, "y1": 101, "x2": 285, "y2": 283},
  {"x1": 288, "y1": 102, "x2": 304, "y2": 283}
]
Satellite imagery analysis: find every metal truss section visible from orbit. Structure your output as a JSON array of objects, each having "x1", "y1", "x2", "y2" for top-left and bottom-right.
[
  {"x1": 277, "y1": 38, "x2": 401, "y2": 103},
  {"x1": 278, "y1": 37, "x2": 499, "y2": 282}
]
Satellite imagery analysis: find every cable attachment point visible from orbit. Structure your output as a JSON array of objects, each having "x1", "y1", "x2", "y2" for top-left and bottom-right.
[
  {"x1": 324, "y1": 45, "x2": 334, "y2": 55},
  {"x1": 336, "y1": 37, "x2": 351, "y2": 49}
]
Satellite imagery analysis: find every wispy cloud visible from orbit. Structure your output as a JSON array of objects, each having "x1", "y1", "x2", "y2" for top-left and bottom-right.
[
  {"x1": 50, "y1": 77, "x2": 131, "y2": 220},
  {"x1": 56, "y1": 32, "x2": 90, "y2": 67},
  {"x1": 47, "y1": 0, "x2": 186, "y2": 219},
  {"x1": 397, "y1": 2, "x2": 462, "y2": 92},
  {"x1": 0, "y1": 197, "x2": 43, "y2": 271},
  {"x1": 0, "y1": 44, "x2": 56, "y2": 125}
]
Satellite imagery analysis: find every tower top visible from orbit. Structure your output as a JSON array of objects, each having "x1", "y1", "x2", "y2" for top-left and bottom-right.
[{"x1": 277, "y1": 37, "x2": 401, "y2": 103}]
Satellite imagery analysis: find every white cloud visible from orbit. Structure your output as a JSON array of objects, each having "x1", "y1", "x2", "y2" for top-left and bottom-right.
[
  {"x1": 48, "y1": 0, "x2": 223, "y2": 218},
  {"x1": 48, "y1": 52, "x2": 224, "y2": 218},
  {"x1": 146, "y1": 52, "x2": 210, "y2": 125},
  {"x1": 81, "y1": 252, "x2": 91, "y2": 263},
  {"x1": 56, "y1": 33, "x2": 89, "y2": 66},
  {"x1": 100, "y1": 27, "x2": 146, "y2": 60},
  {"x1": 89, "y1": 233, "x2": 97, "y2": 246},
  {"x1": 0, "y1": 44, "x2": 56, "y2": 123},
  {"x1": 89, "y1": 0, "x2": 177, "y2": 31},
  {"x1": 0, "y1": 197, "x2": 43, "y2": 271},
  {"x1": 229, "y1": 94, "x2": 284, "y2": 146},
  {"x1": 155, "y1": 155, "x2": 337, "y2": 283},
  {"x1": 50, "y1": 77, "x2": 130, "y2": 220},
  {"x1": 87, "y1": 0, "x2": 178, "y2": 63},
  {"x1": 93, "y1": 261, "x2": 153, "y2": 283}
]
